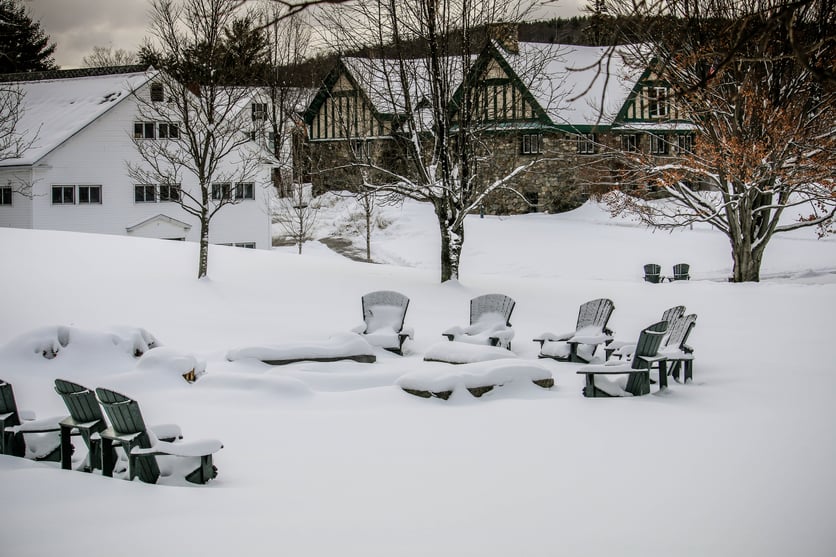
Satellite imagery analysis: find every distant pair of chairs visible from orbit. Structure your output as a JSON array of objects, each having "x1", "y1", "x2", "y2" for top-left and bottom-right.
[{"x1": 644, "y1": 263, "x2": 690, "y2": 283}]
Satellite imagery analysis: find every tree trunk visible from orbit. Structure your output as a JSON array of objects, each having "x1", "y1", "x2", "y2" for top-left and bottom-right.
[
  {"x1": 437, "y1": 207, "x2": 463, "y2": 282},
  {"x1": 730, "y1": 243, "x2": 762, "y2": 282},
  {"x1": 198, "y1": 215, "x2": 210, "y2": 279},
  {"x1": 365, "y1": 209, "x2": 372, "y2": 263}
]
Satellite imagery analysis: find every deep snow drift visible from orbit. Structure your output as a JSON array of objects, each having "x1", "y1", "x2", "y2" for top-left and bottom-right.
[{"x1": 1, "y1": 198, "x2": 835, "y2": 557}]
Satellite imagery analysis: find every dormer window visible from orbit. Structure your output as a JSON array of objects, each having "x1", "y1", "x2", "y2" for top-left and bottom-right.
[
  {"x1": 150, "y1": 82, "x2": 164, "y2": 102},
  {"x1": 251, "y1": 103, "x2": 267, "y2": 121},
  {"x1": 648, "y1": 86, "x2": 669, "y2": 118}
]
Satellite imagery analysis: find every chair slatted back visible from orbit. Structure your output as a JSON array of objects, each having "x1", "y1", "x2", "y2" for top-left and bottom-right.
[
  {"x1": 576, "y1": 298, "x2": 615, "y2": 333},
  {"x1": 625, "y1": 321, "x2": 668, "y2": 396},
  {"x1": 672, "y1": 263, "x2": 690, "y2": 280},
  {"x1": 665, "y1": 314, "x2": 697, "y2": 350},
  {"x1": 470, "y1": 294, "x2": 515, "y2": 326},
  {"x1": 644, "y1": 263, "x2": 661, "y2": 283},
  {"x1": 0, "y1": 379, "x2": 21, "y2": 427},
  {"x1": 631, "y1": 321, "x2": 668, "y2": 370},
  {"x1": 661, "y1": 305, "x2": 685, "y2": 325},
  {"x1": 55, "y1": 379, "x2": 105, "y2": 425},
  {"x1": 96, "y1": 387, "x2": 159, "y2": 483},
  {"x1": 361, "y1": 290, "x2": 409, "y2": 333}
]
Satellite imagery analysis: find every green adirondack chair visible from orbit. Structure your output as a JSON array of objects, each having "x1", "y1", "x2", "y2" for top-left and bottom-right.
[
  {"x1": 1, "y1": 379, "x2": 61, "y2": 460},
  {"x1": 54, "y1": 379, "x2": 109, "y2": 472},
  {"x1": 659, "y1": 314, "x2": 698, "y2": 383},
  {"x1": 605, "y1": 305, "x2": 684, "y2": 360},
  {"x1": 576, "y1": 321, "x2": 668, "y2": 397},
  {"x1": 96, "y1": 387, "x2": 222, "y2": 484},
  {"x1": 644, "y1": 263, "x2": 662, "y2": 283},
  {"x1": 671, "y1": 263, "x2": 691, "y2": 281}
]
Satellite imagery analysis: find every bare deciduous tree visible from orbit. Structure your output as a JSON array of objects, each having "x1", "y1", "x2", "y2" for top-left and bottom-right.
[
  {"x1": 596, "y1": 0, "x2": 836, "y2": 282},
  {"x1": 82, "y1": 45, "x2": 137, "y2": 68},
  {"x1": 274, "y1": 183, "x2": 319, "y2": 253},
  {"x1": 317, "y1": 0, "x2": 553, "y2": 282},
  {"x1": 0, "y1": 82, "x2": 37, "y2": 197},
  {"x1": 129, "y1": 0, "x2": 270, "y2": 279}
]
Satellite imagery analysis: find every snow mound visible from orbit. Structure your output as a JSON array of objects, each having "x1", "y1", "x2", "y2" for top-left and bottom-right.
[
  {"x1": 423, "y1": 340, "x2": 518, "y2": 364},
  {"x1": 0, "y1": 325, "x2": 160, "y2": 376},
  {"x1": 135, "y1": 346, "x2": 206, "y2": 383}
]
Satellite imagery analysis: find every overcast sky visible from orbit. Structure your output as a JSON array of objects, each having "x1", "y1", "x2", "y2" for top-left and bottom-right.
[{"x1": 26, "y1": 0, "x2": 585, "y2": 69}]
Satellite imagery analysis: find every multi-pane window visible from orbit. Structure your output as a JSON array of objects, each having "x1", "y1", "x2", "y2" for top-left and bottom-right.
[
  {"x1": 134, "y1": 185, "x2": 156, "y2": 203},
  {"x1": 235, "y1": 182, "x2": 254, "y2": 200},
  {"x1": 521, "y1": 134, "x2": 542, "y2": 155},
  {"x1": 677, "y1": 134, "x2": 694, "y2": 154},
  {"x1": 621, "y1": 134, "x2": 638, "y2": 152},
  {"x1": 158, "y1": 123, "x2": 179, "y2": 139},
  {"x1": 0, "y1": 186, "x2": 11, "y2": 205},
  {"x1": 650, "y1": 133, "x2": 669, "y2": 154},
  {"x1": 159, "y1": 184, "x2": 181, "y2": 202},
  {"x1": 134, "y1": 122, "x2": 156, "y2": 139},
  {"x1": 52, "y1": 185, "x2": 75, "y2": 204},
  {"x1": 251, "y1": 103, "x2": 267, "y2": 121},
  {"x1": 648, "y1": 87, "x2": 669, "y2": 118},
  {"x1": 78, "y1": 185, "x2": 102, "y2": 204},
  {"x1": 150, "y1": 82, "x2": 164, "y2": 102},
  {"x1": 577, "y1": 133, "x2": 596, "y2": 154},
  {"x1": 212, "y1": 183, "x2": 231, "y2": 201}
]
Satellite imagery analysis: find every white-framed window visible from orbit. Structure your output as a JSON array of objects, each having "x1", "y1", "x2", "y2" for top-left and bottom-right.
[
  {"x1": 159, "y1": 184, "x2": 181, "y2": 202},
  {"x1": 134, "y1": 122, "x2": 156, "y2": 139},
  {"x1": 235, "y1": 182, "x2": 254, "y2": 200},
  {"x1": 650, "y1": 133, "x2": 669, "y2": 154},
  {"x1": 648, "y1": 86, "x2": 669, "y2": 118},
  {"x1": 158, "y1": 123, "x2": 179, "y2": 139},
  {"x1": 212, "y1": 183, "x2": 231, "y2": 201},
  {"x1": 521, "y1": 134, "x2": 542, "y2": 155},
  {"x1": 251, "y1": 103, "x2": 268, "y2": 121},
  {"x1": 577, "y1": 133, "x2": 596, "y2": 154},
  {"x1": 621, "y1": 134, "x2": 638, "y2": 152},
  {"x1": 0, "y1": 186, "x2": 11, "y2": 205},
  {"x1": 78, "y1": 185, "x2": 102, "y2": 204},
  {"x1": 220, "y1": 242, "x2": 257, "y2": 249},
  {"x1": 677, "y1": 134, "x2": 694, "y2": 154},
  {"x1": 52, "y1": 185, "x2": 75, "y2": 204},
  {"x1": 134, "y1": 185, "x2": 156, "y2": 203}
]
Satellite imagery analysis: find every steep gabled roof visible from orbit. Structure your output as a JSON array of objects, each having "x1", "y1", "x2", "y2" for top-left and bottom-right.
[
  {"x1": 1, "y1": 68, "x2": 154, "y2": 167},
  {"x1": 498, "y1": 42, "x2": 645, "y2": 130}
]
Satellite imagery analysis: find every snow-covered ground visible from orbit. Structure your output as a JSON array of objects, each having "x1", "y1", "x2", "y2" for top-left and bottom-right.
[{"x1": 2, "y1": 198, "x2": 835, "y2": 557}]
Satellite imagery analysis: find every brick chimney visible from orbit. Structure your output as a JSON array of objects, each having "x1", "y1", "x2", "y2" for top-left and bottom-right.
[{"x1": 487, "y1": 22, "x2": 519, "y2": 54}]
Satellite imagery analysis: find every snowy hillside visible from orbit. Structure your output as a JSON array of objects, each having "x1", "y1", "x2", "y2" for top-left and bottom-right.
[{"x1": 1, "y1": 198, "x2": 835, "y2": 557}]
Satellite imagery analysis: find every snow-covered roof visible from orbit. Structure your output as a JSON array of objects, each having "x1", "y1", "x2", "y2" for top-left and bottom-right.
[
  {"x1": 1, "y1": 69, "x2": 153, "y2": 167},
  {"x1": 501, "y1": 42, "x2": 645, "y2": 128}
]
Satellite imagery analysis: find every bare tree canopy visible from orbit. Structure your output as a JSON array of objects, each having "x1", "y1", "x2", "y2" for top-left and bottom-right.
[
  {"x1": 596, "y1": 0, "x2": 836, "y2": 281},
  {"x1": 82, "y1": 46, "x2": 137, "y2": 68}
]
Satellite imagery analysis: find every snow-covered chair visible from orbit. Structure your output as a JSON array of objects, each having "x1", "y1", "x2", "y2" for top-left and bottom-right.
[
  {"x1": 576, "y1": 321, "x2": 668, "y2": 397},
  {"x1": 659, "y1": 314, "x2": 697, "y2": 383},
  {"x1": 352, "y1": 290, "x2": 413, "y2": 355},
  {"x1": 534, "y1": 298, "x2": 615, "y2": 363},
  {"x1": 0, "y1": 379, "x2": 61, "y2": 461},
  {"x1": 442, "y1": 294, "x2": 515, "y2": 350},
  {"x1": 605, "y1": 305, "x2": 684, "y2": 360},
  {"x1": 96, "y1": 387, "x2": 222, "y2": 485}
]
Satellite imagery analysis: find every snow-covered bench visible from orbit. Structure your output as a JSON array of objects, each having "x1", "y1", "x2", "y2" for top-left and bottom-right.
[
  {"x1": 399, "y1": 359, "x2": 554, "y2": 400},
  {"x1": 227, "y1": 332, "x2": 377, "y2": 365}
]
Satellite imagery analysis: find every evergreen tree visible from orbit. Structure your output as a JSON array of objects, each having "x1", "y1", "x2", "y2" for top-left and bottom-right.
[{"x1": 0, "y1": 0, "x2": 57, "y2": 73}]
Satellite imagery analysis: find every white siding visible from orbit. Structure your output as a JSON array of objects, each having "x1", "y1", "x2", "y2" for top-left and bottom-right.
[
  {"x1": 0, "y1": 168, "x2": 34, "y2": 229},
  {"x1": 13, "y1": 82, "x2": 272, "y2": 249}
]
